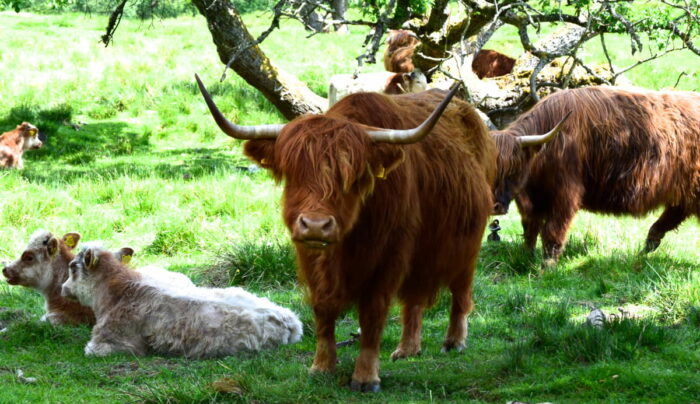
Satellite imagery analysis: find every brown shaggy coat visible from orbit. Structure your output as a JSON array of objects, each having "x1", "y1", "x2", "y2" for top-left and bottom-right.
[
  {"x1": 492, "y1": 86, "x2": 700, "y2": 260},
  {"x1": 472, "y1": 49, "x2": 515, "y2": 79},
  {"x1": 243, "y1": 89, "x2": 495, "y2": 390},
  {"x1": 383, "y1": 30, "x2": 419, "y2": 73}
]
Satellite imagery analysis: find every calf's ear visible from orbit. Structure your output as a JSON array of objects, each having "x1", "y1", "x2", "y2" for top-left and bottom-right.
[
  {"x1": 84, "y1": 248, "x2": 99, "y2": 271},
  {"x1": 62, "y1": 233, "x2": 81, "y2": 249},
  {"x1": 371, "y1": 145, "x2": 405, "y2": 180},
  {"x1": 114, "y1": 247, "x2": 134, "y2": 265},
  {"x1": 244, "y1": 140, "x2": 275, "y2": 170},
  {"x1": 47, "y1": 237, "x2": 59, "y2": 256}
]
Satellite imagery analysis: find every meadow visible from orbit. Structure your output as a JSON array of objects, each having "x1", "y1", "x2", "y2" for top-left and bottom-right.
[{"x1": 0, "y1": 9, "x2": 699, "y2": 403}]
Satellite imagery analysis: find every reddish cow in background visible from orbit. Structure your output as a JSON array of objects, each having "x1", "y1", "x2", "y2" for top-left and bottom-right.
[
  {"x1": 383, "y1": 30, "x2": 515, "y2": 79},
  {"x1": 472, "y1": 49, "x2": 516, "y2": 79},
  {"x1": 492, "y1": 86, "x2": 700, "y2": 264},
  {"x1": 383, "y1": 29, "x2": 419, "y2": 73},
  {"x1": 196, "y1": 75, "x2": 495, "y2": 392},
  {"x1": 0, "y1": 122, "x2": 43, "y2": 169}
]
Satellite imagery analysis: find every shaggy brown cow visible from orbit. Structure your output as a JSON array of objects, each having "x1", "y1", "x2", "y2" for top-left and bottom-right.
[
  {"x1": 472, "y1": 49, "x2": 516, "y2": 79},
  {"x1": 196, "y1": 75, "x2": 495, "y2": 392},
  {"x1": 383, "y1": 29, "x2": 419, "y2": 73},
  {"x1": 0, "y1": 122, "x2": 43, "y2": 169},
  {"x1": 492, "y1": 86, "x2": 700, "y2": 263}
]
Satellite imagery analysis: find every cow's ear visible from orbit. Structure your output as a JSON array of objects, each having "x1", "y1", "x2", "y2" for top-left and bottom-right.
[
  {"x1": 244, "y1": 139, "x2": 275, "y2": 170},
  {"x1": 114, "y1": 247, "x2": 134, "y2": 265},
  {"x1": 84, "y1": 248, "x2": 99, "y2": 271},
  {"x1": 371, "y1": 145, "x2": 406, "y2": 180},
  {"x1": 62, "y1": 232, "x2": 81, "y2": 250},
  {"x1": 47, "y1": 237, "x2": 59, "y2": 256}
]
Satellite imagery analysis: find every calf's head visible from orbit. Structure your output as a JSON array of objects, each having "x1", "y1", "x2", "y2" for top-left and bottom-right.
[
  {"x1": 17, "y1": 122, "x2": 43, "y2": 151},
  {"x1": 196, "y1": 74, "x2": 459, "y2": 250},
  {"x1": 3, "y1": 230, "x2": 80, "y2": 290},
  {"x1": 62, "y1": 244, "x2": 133, "y2": 306},
  {"x1": 491, "y1": 111, "x2": 571, "y2": 215}
]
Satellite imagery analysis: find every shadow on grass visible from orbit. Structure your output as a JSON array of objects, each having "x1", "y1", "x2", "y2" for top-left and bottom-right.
[
  {"x1": 3, "y1": 104, "x2": 152, "y2": 165},
  {"x1": 479, "y1": 231, "x2": 603, "y2": 276},
  {"x1": 501, "y1": 302, "x2": 673, "y2": 376},
  {"x1": 21, "y1": 147, "x2": 258, "y2": 183}
]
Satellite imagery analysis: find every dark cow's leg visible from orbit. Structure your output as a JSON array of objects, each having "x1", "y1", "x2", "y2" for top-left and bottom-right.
[
  {"x1": 310, "y1": 304, "x2": 340, "y2": 374},
  {"x1": 390, "y1": 303, "x2": 424, "y2": 360},
  {"x1": 516, "y1": 195, "x2": 541, "y2": 251},
  {"x1": 645, "y1": 205, "x2": 688, "y2": 252},
  {"x1": 540, "y1": 210, "x2": 577, "y2": 266},
  {"x1": 351, "y1": 293, "x2": 392, "y2": 392},
  {"x1": 442, "y1": 259, "x2": 475, "y2": 352}
]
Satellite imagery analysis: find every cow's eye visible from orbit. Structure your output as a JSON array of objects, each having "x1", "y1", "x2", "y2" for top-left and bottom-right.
[{"x1": 21, "y1": 253, "x2": 34, "y2": 262}]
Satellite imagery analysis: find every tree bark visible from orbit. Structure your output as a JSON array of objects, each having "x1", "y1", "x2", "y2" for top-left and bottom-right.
[
  {"x1": 191, "y1": 0, "x2": 326, "y2": 120},
  {"x1": 331, "y1": 0, "x2": 349, "y2": 34}
]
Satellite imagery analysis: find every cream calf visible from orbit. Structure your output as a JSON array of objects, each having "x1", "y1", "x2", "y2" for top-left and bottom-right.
[
  {"x1": 2, "y1": 230, "x2": 95, "y2": 326},
  {"x1": 62, "y1": 244, "x2": 303, "y2": 358},
  {"x1": 0, "y1": 122, "x2": 43, "y2": 169}
]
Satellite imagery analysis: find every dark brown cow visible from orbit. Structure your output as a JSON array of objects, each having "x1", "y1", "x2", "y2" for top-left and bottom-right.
[
  {"x1": 383, "y1": 29, "x2": 419, "y2": 73},
  {"x1": 196, "y1": 75, "x2": 495, "y2": 392},
  {"x1": 492, "y1": 86, "x2": 700, "y2": 264},
  {"x1": 472, "y1": 49, "x2": 516, "y2": 79}
]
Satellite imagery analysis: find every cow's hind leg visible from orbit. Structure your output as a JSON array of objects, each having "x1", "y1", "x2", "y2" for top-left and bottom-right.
[
  {"x1": 390, "y1": 302, "x2": 424, "y2": 360},
  {"x1": 645, "y1": 206, "x2": 688, "y2": 252},
  {"x1": 351, "y1": 293, "x2": 392, "y2": 393},
  {"x1": 442, "y1": 262, "x2": 475, "y2": 352}
]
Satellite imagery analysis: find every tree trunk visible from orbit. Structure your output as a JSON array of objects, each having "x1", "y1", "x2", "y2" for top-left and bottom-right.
[
  {"x1": 191, "y1": 0, "x2": 326, "y2": 120},
  {"x1": 331, "y1": 0, "x2": 349, "y2": 34},
  {"x1": 301, "y1": 2, "x2": 325, "y2": 33}
]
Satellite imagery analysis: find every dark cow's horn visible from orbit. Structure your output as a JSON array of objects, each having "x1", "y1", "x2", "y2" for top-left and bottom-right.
[
  {"x1": 367, "y1": 82, "x2": 461, "y2": 144},
  {"x1": 518, "y1": 111, "x2": 572, "y2": 148},
  {"x1": 195, "y1": 74, "x2": 284, "y2": 140}
]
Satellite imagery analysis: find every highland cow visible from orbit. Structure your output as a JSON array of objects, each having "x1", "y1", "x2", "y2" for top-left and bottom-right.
[
  {"x1": 492, "y1": 86, "x2": 700, "y2": 263},
  {"x1": 196, "y1": 74, "x2": 495, "y2": 391}
]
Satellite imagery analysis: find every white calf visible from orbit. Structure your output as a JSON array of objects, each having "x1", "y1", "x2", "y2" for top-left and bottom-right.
[{"x1": 61, "y1": 244, "x2": 303, "y2": 358}]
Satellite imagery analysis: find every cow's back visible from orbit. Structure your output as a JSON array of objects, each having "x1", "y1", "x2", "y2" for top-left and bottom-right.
[{"x1": 522, "y1": 87, "x2": 700, "y2": 215}]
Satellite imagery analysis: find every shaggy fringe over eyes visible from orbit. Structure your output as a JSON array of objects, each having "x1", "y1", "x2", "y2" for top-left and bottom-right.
[
  {"x1": 493, "y1": 133, "x2": 526, "y2": 183},
  {"x1": 276, "y1": 116, "x2": 372, "y2": 200}
]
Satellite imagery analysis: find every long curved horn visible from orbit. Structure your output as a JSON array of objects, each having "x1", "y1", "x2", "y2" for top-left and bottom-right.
[
  {"x1": 518, "y1": 111, "x2": 572, "y2": 148},
  {"x1": 195, "y1": 74, "x2": 284, "y2": 140},
  {"x1": 366, "y1": 82, "x2": 462, "y2": 144}
]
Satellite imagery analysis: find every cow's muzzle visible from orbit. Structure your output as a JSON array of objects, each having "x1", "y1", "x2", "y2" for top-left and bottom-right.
[
  {"x1": 293, "y1": 213, "x2": 338, "y2": 249},
  {"x1": 2, "y1": 266, "x2": 19, "y2": 285},
  {"x1": 493, "y1": 202, "x2": 509, "y2": 215}
]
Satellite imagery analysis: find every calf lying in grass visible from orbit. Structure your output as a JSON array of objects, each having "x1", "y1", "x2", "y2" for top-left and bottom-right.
[
  {"x1": 62, "y1": 243, "x2": 303, "y2": 358},
  {"x1": 0, "y1": 122, "x2": 43, "y2": 169},
  {"x1": 2, "y1": 230, "x2": 95, "y2": 326}
]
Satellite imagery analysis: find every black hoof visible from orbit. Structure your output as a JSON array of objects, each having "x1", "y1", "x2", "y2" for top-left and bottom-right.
[
  {"x1": 644, "y1": 238, "x2": 660, "y2": 253},
  {"x1": 350, "y1": 380, "x2": 380, "y2": 393}
]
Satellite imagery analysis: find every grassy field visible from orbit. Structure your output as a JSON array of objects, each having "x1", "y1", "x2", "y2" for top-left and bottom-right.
[{"x1": 0, "y1": 9, "x2": 699, "y2": 404}]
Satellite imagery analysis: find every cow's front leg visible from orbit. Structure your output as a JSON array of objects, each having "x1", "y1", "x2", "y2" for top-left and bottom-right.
[
  {"x1": 516, "y1": 195, "x2": 542, "y2": 252},
  {"x1": 540, "y1": 211, "x2": 576, "y2": 266},
  {"x1": 310, "y1": 304, "x2": 340, "y2": 373},
  {"x1": 351, "y1": 293, "x2": 391, "y2": 393}
]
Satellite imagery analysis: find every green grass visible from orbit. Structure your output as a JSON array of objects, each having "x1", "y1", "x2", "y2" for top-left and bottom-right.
[{"x1": 0, "y1": 9, "x2": 699, "y2": 404}]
